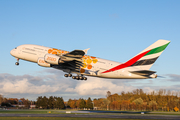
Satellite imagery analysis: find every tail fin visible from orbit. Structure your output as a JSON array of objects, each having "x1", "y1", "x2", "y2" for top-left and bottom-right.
[
  {"x1": 101, "y1": 40, "x2": 170, "y2": 74},
  {"x1": 127, "y1": 39, "x2": 170, "y2": 70}
]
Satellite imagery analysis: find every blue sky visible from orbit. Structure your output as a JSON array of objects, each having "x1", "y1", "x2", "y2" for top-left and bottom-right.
[{"x1": 0, "y1": 0, "x2": 180, "y2": 101}]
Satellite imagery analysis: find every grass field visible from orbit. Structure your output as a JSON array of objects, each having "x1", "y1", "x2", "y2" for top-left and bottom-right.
[
  {"x1": 0, "y1": 109, "x2": 179, "y2": 120},
  {"x1": 0, "y1": 109, "x2": 180, "y2": 115}
]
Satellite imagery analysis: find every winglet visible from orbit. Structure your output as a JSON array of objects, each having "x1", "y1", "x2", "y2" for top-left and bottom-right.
[{"x1": 83, "y1": 48, "x2": 90, "y2": 54}]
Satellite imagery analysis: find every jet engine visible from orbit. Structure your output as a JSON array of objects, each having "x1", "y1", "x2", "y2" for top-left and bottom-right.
[
  {"x1": 37, "y1": 57, "x2": 51, "y2": 67},
  {"x1": 44, "y1": 54, "x2": 61, "y2": 65}
]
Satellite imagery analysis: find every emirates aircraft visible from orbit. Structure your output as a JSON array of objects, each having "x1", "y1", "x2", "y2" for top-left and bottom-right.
[{"x1": 10, "y1": 40, "x2": 170, "y2": 80}]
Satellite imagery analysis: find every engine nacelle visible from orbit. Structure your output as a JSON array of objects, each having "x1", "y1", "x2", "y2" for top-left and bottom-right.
[
  {"x1": 44, "y1": 54, "x2": 60, "y2": 65},
  {"x1": 37, "y1": 57, "x2": 51, "y2": 67}
]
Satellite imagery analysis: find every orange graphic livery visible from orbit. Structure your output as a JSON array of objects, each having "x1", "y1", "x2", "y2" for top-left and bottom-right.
[
  {"x1": 48, "y1": 48, "x2": 98, "y2": 73},
  {"x1": 80, "y1": 55, "x2": 98, "y2": 73},
  {"x1": 47, "y1": 56, "x2": 57, "y2": 62},
  {"x1": 39, "y1": 59, "x2": 49, "y2": 64},
  {"x1": 48, "y1": 48, "x2": 69, "y2": 55}
]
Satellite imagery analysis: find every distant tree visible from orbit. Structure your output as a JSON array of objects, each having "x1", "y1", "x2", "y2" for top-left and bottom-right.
[
  {"x1": 149, "y1": 100, "x2": 157, "y2": 111},
  {"x1": 142, "y1": 102, "x2": 147, "y2": 111},
  {"x1": 93, "y1": 99, "x2": 100, "y2": 109},
  {"x1": 55, "y1": 97, "x2": 65, "y2": 109},
  {"x1": 42, "y1": 96, "x2": 48, "y2": 109},
  {"x1": 60, "y1": 97, "x2": 65, "y2": 109},
  {"x1": 86, "y1": 97, "x2": 93, "y2": 109},
  {"x1": 48, "y1": 96, "x2": 55, "y2": 109},
  {"x1": 110, "y1": 101, "x2": 119, "y2": 110},
  {"x1": 0, "y1": 95, "x2": 4, "y2": 105},
  {"x1": 130, "y1": 102, "x2": 136, "y2": 110},
  {"x1": 36, "y1": 96, "x2": 42, "y2": 108},
  {"x1": 23, "y1": 99, "x2": 30, "y2": 108},
  {"x1": 1, "y1": 102, "x2": 12, "y2": 107},
  {"x1": 121, "y1": 100, "x2": 130, "y2": 110},
  {"x1": 67, "y1": 99, "x2": 72, "y2": 108},
  {"x1": 133, "y1": 97, "x2": 143, "y2": 105},
  {"x1": 103, "y1": 98, "x2": 110, "y2": 110},
  {"x1": 106, "y1": 91, "x2": 111, "y2": 97},
  {"x1": 79, "y1": 98, "x2": 86, "y2": 109},
  {"x1": 70, "y1": 100, "x2": 77, "y2": 109},
  {"x1": 132, "y1": 97, "x2": 143, "y2": 110}
]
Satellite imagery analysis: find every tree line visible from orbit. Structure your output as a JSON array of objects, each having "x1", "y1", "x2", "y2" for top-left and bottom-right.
[
  {"x1": 36, "y1": 96, "x2": 65, "y2": 109},
  {"x1": 67, "y1": 97, "x2": 93, "y2": 109},
  {"x1": 67, "y1": 89, "x2": 180, "y2": 111},
  {"x1": 0, "y1": 96, "x2": 32, "y2": 108},
  {"x1": 97, "y1": 89, "x2": 180, "y2": 111},
  {"x1": 0, "y1": 89, "x2": 180, "y2": 111}
]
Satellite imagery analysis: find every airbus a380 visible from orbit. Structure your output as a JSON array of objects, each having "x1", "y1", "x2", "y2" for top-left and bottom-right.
[{"x1": 10, "y1": 40, "x2": 170, "y2": 80}]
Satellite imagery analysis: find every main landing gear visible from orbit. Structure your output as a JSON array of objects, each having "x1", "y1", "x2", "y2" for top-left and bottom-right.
[
  {"x1": 64, "y1": 73, "x2": 72, "y2": 77},
  {"x1": 15, "y1": 58, "x2": 19, "y2": 66},
  {"x1": 64, "y1": 74, "x2": 87, "y2": 80}
]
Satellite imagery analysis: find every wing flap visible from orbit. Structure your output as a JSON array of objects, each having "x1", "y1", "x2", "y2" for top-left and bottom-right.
[{"x1": 54, "y1": 49, "x2": 88, "y2": 73}]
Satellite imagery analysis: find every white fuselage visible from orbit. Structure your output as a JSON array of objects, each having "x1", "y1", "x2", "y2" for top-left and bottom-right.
[{"x1": 10, "y1": 44, "x2": 148, "y2": 79}]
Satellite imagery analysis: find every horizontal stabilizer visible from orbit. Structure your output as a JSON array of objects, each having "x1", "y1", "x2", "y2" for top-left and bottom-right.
[{"x1": 130, "y1": 70, "x2": 156, "y2": 76}]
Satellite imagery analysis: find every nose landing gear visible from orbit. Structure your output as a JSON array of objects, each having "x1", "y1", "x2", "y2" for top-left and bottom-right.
[
  {"x1": 15, "y1": 58, "x2": 19, "y2": 66},
  {"x1": 15, "y1": 62, "x2": 19, "y2": 65}
]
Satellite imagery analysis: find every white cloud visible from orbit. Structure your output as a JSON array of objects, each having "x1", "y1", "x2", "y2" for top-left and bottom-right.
[
  {"x1": 0, "y1": 71, "x2": 180, "y2": 101},
  {"x1": 73, "y1": 77, "x2": 135, "y2": 96},
  {"x1": 166, "y1": 74, "x2": 180, "y2": 82},
  {"x1": 0, "y1": 78, "x2": 60, "y2": 94}
]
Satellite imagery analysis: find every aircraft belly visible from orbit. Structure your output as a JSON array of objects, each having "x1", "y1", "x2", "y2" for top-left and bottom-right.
[{"x1": 100, "y1": 71, "x2": 147, "y2": 79}]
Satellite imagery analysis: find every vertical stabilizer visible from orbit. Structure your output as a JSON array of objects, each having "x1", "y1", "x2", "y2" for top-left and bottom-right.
[
  {"x1": 102, "y1": 40, "x2": 170, "y2": 74},
  {"x1": 129, "y1": 39, "x2": 170, "y2": 70}
]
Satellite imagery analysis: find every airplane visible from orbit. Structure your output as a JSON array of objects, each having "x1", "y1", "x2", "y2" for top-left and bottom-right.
[{"x1": 10, "y1": 39, "x2": 170, "y2": 80}]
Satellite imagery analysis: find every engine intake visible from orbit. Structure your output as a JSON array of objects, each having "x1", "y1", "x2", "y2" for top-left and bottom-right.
[
  {"x1": 37, "y1": 57, "x2": 51, "y2": 67},
  {"x1": 44, "y1": 54, "x2": 61, "y2": 65}
]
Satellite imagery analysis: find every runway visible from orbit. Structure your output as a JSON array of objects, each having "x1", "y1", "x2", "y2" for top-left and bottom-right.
[{"x1": 0, "y1": 113, "x2": 180, "y2": 119}]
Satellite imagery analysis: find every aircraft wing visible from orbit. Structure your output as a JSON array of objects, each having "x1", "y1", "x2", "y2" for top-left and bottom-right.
[
  {"x1": 53, "y1": 49, "x2": 89, "y2": 73},
  {"x1": 63, "y1": 50, "x2": 85, "y2": 59}
]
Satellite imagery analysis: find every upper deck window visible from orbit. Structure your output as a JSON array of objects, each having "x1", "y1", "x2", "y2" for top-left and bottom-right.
[{"x1": 25, "y1": 48, "x2": 35, "y2": 51}]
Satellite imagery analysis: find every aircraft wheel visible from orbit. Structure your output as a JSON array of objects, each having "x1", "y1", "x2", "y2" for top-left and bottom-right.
[
  {"x1": 79, "y1": 76, "x2": 83, "y2": 80},
  {"x1": 64, "y1": 74, "x2": 68, "y2": 77},
  {"x1": 76, "y1": 76, "x2": 80, "y2": 80},
  {"x1": 15, "y1": 62, "x2": 19, "y2": 66},
  {"x1": 83, "y1": 77, "x2": 87, "y2": 80},
  {"x1": 68, "y1": 74, "x2": 72, "y2": 77},
  {"x1": 72, "y1": 76, "x2": 76, "y2": 79}
]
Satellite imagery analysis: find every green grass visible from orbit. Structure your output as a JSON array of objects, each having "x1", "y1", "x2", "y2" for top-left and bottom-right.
[
  {"x1": 0, "y1": 117, "x2": 160, "y2": 120},
  {"x1": 0, "y1": 109, "x2": 178, "y2": 120},
  {"x1": 0, "y1": 110, "x2": 50, "y2": 114},
  {"x1": 0, "y1": 109, "x2": 180, "y2": 115}
]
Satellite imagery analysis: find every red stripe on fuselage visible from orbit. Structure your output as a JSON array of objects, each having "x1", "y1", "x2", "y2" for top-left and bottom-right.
[{"x1": 101, "y1": 50, "x2": 151, "y2": 74}]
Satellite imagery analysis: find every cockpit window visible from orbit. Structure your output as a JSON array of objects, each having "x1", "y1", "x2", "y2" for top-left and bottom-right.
[{"x1": 15, "y1": 47, "x2": 17, "y2": 49}]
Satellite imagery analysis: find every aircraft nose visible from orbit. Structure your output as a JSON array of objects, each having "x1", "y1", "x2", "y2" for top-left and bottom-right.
[{"x1": 10, "y1": 49, "x2": 15, "y2": 56}]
